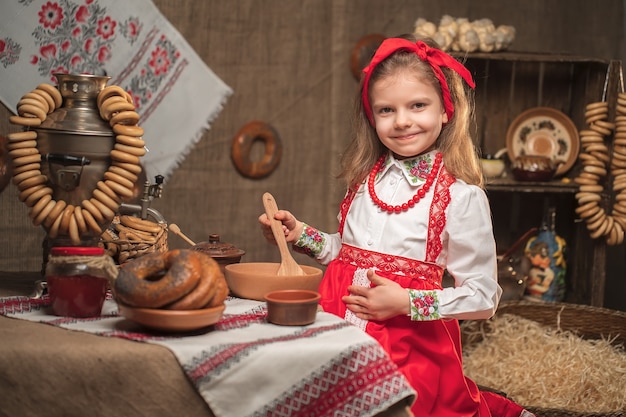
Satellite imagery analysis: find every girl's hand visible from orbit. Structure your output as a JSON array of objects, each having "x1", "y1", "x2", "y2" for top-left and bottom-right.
[
  {"x1": 342, "y1": 270, "x2": 410, "y2": 321},
  {"x1": 258, "y1": 210, "x2": 304, "y2": 244}
]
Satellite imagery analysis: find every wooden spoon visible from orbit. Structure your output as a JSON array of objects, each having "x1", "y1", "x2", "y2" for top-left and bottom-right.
[
  {"x1": 169, "y1": 223, "x2": 196, "y2": 246},
  {"x1": 262, "y1": 192, "x2": 305, "y2": 276}
]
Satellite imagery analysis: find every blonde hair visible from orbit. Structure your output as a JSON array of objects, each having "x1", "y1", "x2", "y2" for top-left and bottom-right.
[{"x1": 338, "y1": 36, "x2": 483, "y2": 190}]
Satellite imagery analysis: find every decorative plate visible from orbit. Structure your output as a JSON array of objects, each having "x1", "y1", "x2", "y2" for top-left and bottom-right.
[
  {"x1": 506, "y1": 107, "x2": 580, "y2": 176},
  {"x1": 117, "y1": 303, "x2": 225, "y2": 332}
]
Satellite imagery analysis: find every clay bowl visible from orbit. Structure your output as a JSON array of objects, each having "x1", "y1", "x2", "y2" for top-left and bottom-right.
[
  {"x1": 224, "y1": 262, "x2": 323, "y2": 301},
  {"x1": 265, "y1": 289, "x2": 321, "y2": 326}
]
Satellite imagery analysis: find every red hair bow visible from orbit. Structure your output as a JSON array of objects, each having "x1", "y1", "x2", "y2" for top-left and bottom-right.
[{"x1": 362, "y1": 38, "x2": 475, "y2": 126}]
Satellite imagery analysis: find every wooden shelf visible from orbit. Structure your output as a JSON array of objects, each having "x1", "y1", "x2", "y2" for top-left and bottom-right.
[
  {"x1": 463, "y1": 53, "x2": 622, "y2": 307},
  {"x1": 485, "y1": 178, "x2": 578, "y2": 193},
  {"x1": 452, "y1": 51, "x2": 610, "y2": 65}
]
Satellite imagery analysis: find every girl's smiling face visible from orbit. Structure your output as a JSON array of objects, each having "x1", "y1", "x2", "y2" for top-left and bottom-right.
[{"x1": 370, "y1": 69, "x2": 448, "y2": 159}]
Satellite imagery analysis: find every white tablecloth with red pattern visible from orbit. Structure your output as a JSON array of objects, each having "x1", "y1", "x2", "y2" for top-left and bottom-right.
[{"x1": 0, "y1": 295, "x2": 415, "y2": 417}]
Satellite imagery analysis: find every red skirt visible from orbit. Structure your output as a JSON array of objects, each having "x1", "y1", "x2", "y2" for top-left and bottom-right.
[{"x1": 319, "y1": 258, "x2": 527, "y2": 417}]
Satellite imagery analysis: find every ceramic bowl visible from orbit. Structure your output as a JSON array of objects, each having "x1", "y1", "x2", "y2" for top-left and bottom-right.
[
  {"x1": 117, "y1": 303, "x2": 225, "y2": 332},
  {"x1": 511, "y1": 155, "x2": 561, "y2": 181},
  {"x1": 224, "y1": 262, "x2": 323, "y2": 301},
  {"x1": 265, "y1": 289, "x2": 321, "y2": 326},
  {"x1": 480, "y1": 158, "x2": 506, "y2": 178}
]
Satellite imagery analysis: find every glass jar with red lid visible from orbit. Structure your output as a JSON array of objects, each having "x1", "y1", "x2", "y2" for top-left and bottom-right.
[{"x1": 45, "y1": 246, "x2": 118, "y2": 317}]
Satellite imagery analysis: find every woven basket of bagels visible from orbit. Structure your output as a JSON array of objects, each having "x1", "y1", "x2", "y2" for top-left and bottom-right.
[
  {"x1": 461, "y1": 301, "x2": 626, "y2": 417},
  {"x1": 101, "y1": 215, "x2": 168, "y2": 264}
]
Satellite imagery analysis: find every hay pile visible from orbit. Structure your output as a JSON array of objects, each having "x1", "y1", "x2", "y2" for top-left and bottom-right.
[{"x1": 462, "y1": 314, "x2": 626, "y2": 413}]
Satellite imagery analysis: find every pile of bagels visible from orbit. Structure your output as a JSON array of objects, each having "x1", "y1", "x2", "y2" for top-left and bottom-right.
[
  {"x1": 102, "y1": 215, "x2": 167, "y2": 264},
  {"x1": 7, "y1": 83, "x2": 145, "y2": 245},
  {"x1": 114, "y1": 249, "x2": 229, "y2": 310},
  {"x1": 574, "y1": 93, "x2": 626, "y2": 246}
]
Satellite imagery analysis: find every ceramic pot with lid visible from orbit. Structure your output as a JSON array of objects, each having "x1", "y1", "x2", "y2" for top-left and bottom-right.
[
  {"x1": 191, "y1": 234, "x2": 245, "y2": 274},
  {"x1": 511, "y1": 155, "x2": 563, "y2": 181}
]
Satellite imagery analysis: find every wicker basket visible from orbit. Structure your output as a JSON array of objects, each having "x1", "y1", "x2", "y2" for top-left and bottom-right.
[
  {"x1": 100, "y1": 216, "x2": 168, "y2": 264},
  {"x1": 462, "y1": 301, "x2": 626, "y2": 417}
]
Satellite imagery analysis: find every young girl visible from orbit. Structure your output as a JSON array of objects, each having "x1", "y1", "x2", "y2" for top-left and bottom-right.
[{"x1": 259, "y1": 35, "x2": 535, "y2": 417}]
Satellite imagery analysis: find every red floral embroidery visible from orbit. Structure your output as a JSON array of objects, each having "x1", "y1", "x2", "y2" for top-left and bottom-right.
[
  {"x1": 76, "y1": 5, "x2": 90, "y2": 23},
  {"x1": 97, "y1": 45, "x2": 111, "y2": 63},
  {"x1": 96, "y1": 16, "x2": 116, "y2": 40},
  {"x1": 40, "y1": 44, "x2": 57, "y2": 59},
  {"x1": 425, "y1": 166, "x2": 455, "y2": 263},
  {"x1": 38, "y1": 2, "x2": 64, "y2": 30},
  {"x1": 82, "y1": 38, "x2": 91, "y2": 53},
  {"x1": 337, "y1": 245, "x2": 443, "y2": 287},
  {"x1": 149, "y1": 46, "x2": 171, "y2": 75},
  {"x1": 70, "y1": 55, "x2": 82, "y2": 68}
]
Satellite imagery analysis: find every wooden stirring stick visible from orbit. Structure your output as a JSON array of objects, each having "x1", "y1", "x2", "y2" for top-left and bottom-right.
[
  {"x1": 262, "y1": 192, "x2": 305, "y2": 276},
  {"x1": 169, "y1": 223, "x2": 196, "y2": 246}
]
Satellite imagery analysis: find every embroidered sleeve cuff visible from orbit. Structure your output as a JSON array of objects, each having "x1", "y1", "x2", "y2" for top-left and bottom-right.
[
  {"x1": 293, "y1": 223, "x2": 326, "y2": 258},
  {"x1": 407, "y1": 289, "x2": 441, "y2": 321}
]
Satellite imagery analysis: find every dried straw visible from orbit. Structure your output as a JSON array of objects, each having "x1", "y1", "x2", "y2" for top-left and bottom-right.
[{"x1": 462, "y1": 314, "x2": 626, "y2": 413}]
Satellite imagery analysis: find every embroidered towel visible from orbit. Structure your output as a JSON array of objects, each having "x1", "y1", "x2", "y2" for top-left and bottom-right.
[
  {"x1": 0, "y1": 295, "x2": 417, "y2": 417},
  {"x1": 0, "y1": 0, "x2": 232, "y2": 181}
]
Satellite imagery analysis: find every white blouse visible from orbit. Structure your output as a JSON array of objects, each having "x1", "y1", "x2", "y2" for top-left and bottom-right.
[{"x1": 296, "y1": 150, "x2": 501, "y2": 320}]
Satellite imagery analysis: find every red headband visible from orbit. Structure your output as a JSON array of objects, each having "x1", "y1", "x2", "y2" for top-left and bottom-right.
[{"x1": 362, "y1": 38, "x2": 475, "y2": 126}]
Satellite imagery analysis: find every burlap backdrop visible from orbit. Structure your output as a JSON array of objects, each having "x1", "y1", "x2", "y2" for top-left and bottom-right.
[{"x1": 1, "y1": 0, "x2": 624, "y2": 273}]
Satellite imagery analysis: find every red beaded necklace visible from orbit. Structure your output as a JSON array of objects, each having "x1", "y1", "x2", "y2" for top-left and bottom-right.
[{"x1": 368, "y1": 152, "x2": 443, "y2": 213}]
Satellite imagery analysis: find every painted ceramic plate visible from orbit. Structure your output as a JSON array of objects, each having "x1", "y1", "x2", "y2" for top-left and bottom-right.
[
  {"x1": 117, "y1": 303, "x2": 225, "y2": 332},
  {"x1": 506, "y1": 107, "x2": 580, "y2": 176}
]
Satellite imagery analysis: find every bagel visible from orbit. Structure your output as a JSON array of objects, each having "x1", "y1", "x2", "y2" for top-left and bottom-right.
[
  {"x1": 36, "y1": 83, "x2": 62, "y2": 108},
  {"x1": 6, "y1": 139, "x2": 37, "y2": 151},
  {"x1": 12, "y1": 162, "x2": 41, "y2": 176},
  {"x1": 231, "y1": 120, "x2": 282, "y2": 179},
  {"x1": 120, "y1": 215, "x2": 162, "y2": 234},
  {"x1": 7, "y1": 130, "x2": 38, "y2": 141},
  {"x1": 114, "y1": 249, "x2": 205, "y2": 308},
  {"x1": 97, "y1": 85, "x2": 129, "y2": 109},
  {"x1": 43, "y1": 200, "x2": 67, "y2": 228},
  {"x1": 115, "y1": 134, "x2": 145, "y2": 148},
  {"x1": 73, "y1": 205, "x2": 88, "y2": 234},
  {"x1": 166, "y1": 255, "x2": 223, "y2": 310},
  {"x1": 22, "y1": 92, "x2": 51, "y2": 113}
]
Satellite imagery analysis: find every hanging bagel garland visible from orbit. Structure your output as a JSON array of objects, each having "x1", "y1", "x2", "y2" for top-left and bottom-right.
[
  {"x1": 8, "y1": 83, "x2": 146, "y2": 245},
  {"x1": 573, "y1": 93, "x2": 626, "y2": 246}
]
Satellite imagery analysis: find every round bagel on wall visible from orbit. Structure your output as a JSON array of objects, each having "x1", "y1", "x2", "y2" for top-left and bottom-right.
[
  {"x1": 231, "y1": 120, "x2": 282, "y2": 179},
  {"x1": 574, "y1": 94, "x2": 626, "y2": 246},
  {"x1": 7, "y1": 83, "x2": 145, "y2": 245},
  {"x1": 350, "y1": 33, "x2": 386, "y2": 81}
]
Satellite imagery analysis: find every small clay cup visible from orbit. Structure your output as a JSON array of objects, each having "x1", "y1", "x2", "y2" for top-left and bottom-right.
[{"x1": 265, "y1": 289, "x2": 321, "y2": 326}]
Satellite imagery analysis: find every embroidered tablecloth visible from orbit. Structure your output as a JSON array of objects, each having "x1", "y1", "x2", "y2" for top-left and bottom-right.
[
  {"x1": 0, "y1": 0, "x2": 232, "y2": 180},
  {"x1": 0, "y1": 295, "x2": 416, "y2": 417}
]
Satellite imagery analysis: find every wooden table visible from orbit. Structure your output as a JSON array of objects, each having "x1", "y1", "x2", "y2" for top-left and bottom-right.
[{"x1": 0, "y1": 272, "x2": 414, "y2": 417}]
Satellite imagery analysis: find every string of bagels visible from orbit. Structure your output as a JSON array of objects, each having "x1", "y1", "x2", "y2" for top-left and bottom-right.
[
  {"x1": 7, "y1": 83, "x2": 147, "y2": 245},
  {"x1": 574, "y1": 91, "x2": 626, "y2": 246}
]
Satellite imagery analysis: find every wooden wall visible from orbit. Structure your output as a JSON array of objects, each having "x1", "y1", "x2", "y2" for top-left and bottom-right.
[{"x1": 1, "y1": 0, "x2": 624, "y2": 309}]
